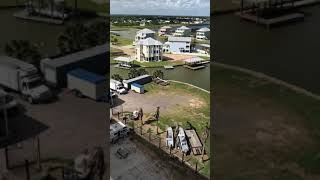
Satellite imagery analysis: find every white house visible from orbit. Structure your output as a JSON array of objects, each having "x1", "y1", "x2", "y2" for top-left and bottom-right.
[
  {"x1": 136, "y1": 37, "x2": 163, "y2": 62},
  {"x1": 173, "y1": 26, "x2": 191, "y2": 37},
  {"x1": 196, "y1": 27, "x2": 210, "y2": 40},
  {"x1": 158, "y1": 26, "x2": 172, "y2": 36},
  {"x1": 134, "y1": 28, "x2": 156, "y2": 45},
  {"x1": 163, "y1": 36, "x2": 192, "y2": 53}
]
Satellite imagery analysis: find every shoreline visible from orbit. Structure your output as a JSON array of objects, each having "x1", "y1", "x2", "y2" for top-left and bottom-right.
[{"x1": 214, "y1": 62, "x2": 320, "y2": 100}]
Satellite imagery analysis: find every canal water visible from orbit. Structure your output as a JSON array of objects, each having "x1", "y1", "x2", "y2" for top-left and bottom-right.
[
  {"x1": 213, "y1": 5, "x2": 320, "y2": 94},
  {"x1": 111, "y1": 65, "x2": 210, "y2": 90},
  {"x1": 0, "y1": 8, "x2": 100, "y2": 57}
]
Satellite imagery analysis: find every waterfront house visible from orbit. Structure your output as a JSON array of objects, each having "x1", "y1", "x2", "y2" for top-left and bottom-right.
[
  {"x1": 158, "y1": 26, "x2": 172, "y2": 36},
  {"x1": 163, "y1": 36, "x2": 192, "y2": 53},
  {"x1": 173, "y1": 26, "x2": 191, "y2": 37},
  {"x1": 134, "y1": 28, "x2": 156, "y2": 45},
  {"x1": 196, "y1": 27, "x2": 210, "y2": 40},
  {"x1": 136, "y1": 38, "x2": 163, "y2": 62}
]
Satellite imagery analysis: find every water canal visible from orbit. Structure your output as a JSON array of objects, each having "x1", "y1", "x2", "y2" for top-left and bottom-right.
[{"x1": 213, "y1": 4, "x2": 320, "y2": 94}]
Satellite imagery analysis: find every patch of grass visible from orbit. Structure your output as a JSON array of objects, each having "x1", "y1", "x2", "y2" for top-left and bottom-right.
[
  {"x1": 213, "y1": 64, "x2": 320, "y2": 177},
  {"x1": 144, "y1": 82, "x2": 210, "y2": 177},
  {"x1": 133, "y1": 60, "x2": 185, "y2": 68},
  {"x1": 111, "y1": 35, "x2": 132, "y2": 46}
]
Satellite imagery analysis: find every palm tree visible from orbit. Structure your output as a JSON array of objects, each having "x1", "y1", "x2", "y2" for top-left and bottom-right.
[
  {"x1": 153, "y1": 70, "x2": 164, "y2": 79},
  {"x1": 4, "y1": 40, "x2": 42, "y2": 68},
  {"x1": 57, "y1": 24, "x2": 88, "y2": 55},
  {"x1": 111, "y1": 74, "x2": 123, "y2": 82}
]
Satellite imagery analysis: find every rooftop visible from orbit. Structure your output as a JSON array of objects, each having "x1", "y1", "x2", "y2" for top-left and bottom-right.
[
  {"x1": 168, "y1": 36, "x2": 192, "y2": 42},
  {"x1": 68, "y1": 68, "x2": 106, "y2": 84},
  {"x1": 137, "y1": 28, "x2": 155, "y2": 35},
  {"x1": 136, "y1": 37, "x2": 163, "y2": 46},
  {"x1": 43, "y1": 44, "x2": 108, "y2": 68},
  {"x1": 178, "y1": 26, "x2": 191, "y2": 30},
  {"x1": 114, "y1": 56, "x2": 134, "y2": 63},
  {"x1": 197, "y1": 27, "x2": 210, "y2": 32}
]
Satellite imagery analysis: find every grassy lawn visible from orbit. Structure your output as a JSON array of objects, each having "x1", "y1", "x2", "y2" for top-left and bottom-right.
[
  {"x1": 111, "y1": 35, "x2": 133, "y2": 46},
  {"x1": 213, "y1": 64, "x2": 320, "y2": 179},
  {"x1": 144, "y1": 82, "x2": 210, "y2": 177},
  {"x1": 133, "y1": 59, "x2": 185, "y2": 68}
]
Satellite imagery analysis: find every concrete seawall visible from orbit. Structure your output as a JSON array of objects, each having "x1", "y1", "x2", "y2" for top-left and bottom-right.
[
  {"x1": 168, "y1": 80, "x2": 210, "y2": 93},
  {"x1": 214, "y1": 62, "x2": 320, "y2": 101}
]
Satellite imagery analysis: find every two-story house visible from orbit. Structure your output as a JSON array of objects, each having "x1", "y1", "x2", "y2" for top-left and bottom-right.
[
  {"x1": 196, "y1": 27, "x2": 210, "y2": 40},
  {"x1": 136, "y1": 37, "x2": 163, "y2": 62},
  {"x1": 173, "y1": 26, "x2": 191, "y2": 37},
  {"x1": 163, "y1": 36, "x2": 192, "y2": 53}
]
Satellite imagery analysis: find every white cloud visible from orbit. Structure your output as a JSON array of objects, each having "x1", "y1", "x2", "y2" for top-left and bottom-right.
[{"x1": 111, "y1": 0, "x2": 210, "y2": 16}]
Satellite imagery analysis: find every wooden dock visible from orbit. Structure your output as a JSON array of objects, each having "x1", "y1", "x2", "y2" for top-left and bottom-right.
[
  {"x1": 164, "y1": 65, "x2": 174, "y2": 69},
  {"x1": 14, "y1": 11, "x2": 64, "y2": 25},
  {"x1": 184, "y1": 65, "x2": 206, "y2": 70},
  {"x1": 236, "y1": 12, "x2": 305, "y2": 28}
]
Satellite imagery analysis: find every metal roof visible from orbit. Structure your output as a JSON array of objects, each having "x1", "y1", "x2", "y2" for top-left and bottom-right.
[
  {"x1": 136, "y1": 37, "x2": 163, "y2": 46},
  {"x1": 131, "y1": 83, "x2": 143, "y2": 88},
  {"x1": 123, "y1": 74, "x2": 151, "y2": 84},
  {"x1": 178, "y1": 26, "x2": 191, "y2": 30},
  {"x1": 44, "y1": 44, "x2": 108, "y2": 68},
  {"x1": 137, "y1": 28, "x2": 155, "y2": 34},
  {"x1": 114, "y1": 56, "x2": 134, "y2": 62},
  {"x1": 185, "y1": 57, "x2": 204, "y2": 63},
  {"x1": 168, "y1": 36, "x2": 192, "y2": 42},
  {"x1": 0, "y1": 56, "x2": 35, "y2": 70},
  {"x1": 68, "y1": 68, "x2": 106, "y2": 84},
  {"x1": 197, "y1": 27, "x2": 210, "y2": 32}
]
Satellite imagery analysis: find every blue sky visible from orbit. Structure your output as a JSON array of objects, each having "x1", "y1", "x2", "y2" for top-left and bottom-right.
[{"x1": 110, "y1": 0, "x2": 210, "y2": 16}]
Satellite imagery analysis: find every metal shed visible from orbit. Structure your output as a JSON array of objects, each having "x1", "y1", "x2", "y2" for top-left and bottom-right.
[
  {"x1": 41, "y1": 44, "x2": 108, "y2": 88},
  {"x1": 131, "y1": 83, "x2": 144, "y2": 94}
]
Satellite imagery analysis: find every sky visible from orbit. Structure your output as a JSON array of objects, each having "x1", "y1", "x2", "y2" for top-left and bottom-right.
[{"x1": 110, "y1": 0, "x2": 210, "y2": 16}]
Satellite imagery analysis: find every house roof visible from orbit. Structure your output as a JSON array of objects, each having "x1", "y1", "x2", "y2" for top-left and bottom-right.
[
  {"x1": 68, "y1": 68, "x2": 106, "y2": 84},
  {"x1": 178, "y1": 26, "x2": 190, "y2": 30},
  {"x1": 114, "y1": 56, "x2": 134, "y2": 62},
  {"x1": 168, "y1": 36, "x2": 192, "y2": 42},
  {"x1": 137, "y1": 28, "x2": 155, "y2": 34},
  {"x1": 197, "y1": 27, "x2": 210, "y2": 32},
  {"x1": 161, "y1": 26, "x2": 172, "y2": 29},
  {"x1": 136, "y1": 37, "x2": 163, "y2": 46}
]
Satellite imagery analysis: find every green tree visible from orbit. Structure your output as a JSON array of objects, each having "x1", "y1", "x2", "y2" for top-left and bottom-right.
[
  {"x1": 111, "y1": 74, "x2": 123, "y2": 82},
  {"x1": 4, "y1": 40, "x2": 42, "y2": 68},
  {"x1": 128, "y1": 68, "x2": 139, "y2": 79},
  {"x1": 137, "y1": 68, "x2": 148, "y2": 76},
  {"x1": 152, "y1": 70, "x2": 164, "y2": 79}
]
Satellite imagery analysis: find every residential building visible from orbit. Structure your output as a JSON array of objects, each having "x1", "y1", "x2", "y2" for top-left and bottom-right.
[
  {"x1": 158, "y1": 26, "x2": 172, "y2": 36},
  {"x1": 163, "y1": 36, "x2": 192, "y2": 53},
  {"x1": 134, "y1": 28, "x2": 156, "y2": 45},
  {"x1": 136, "y1": 38, "x2": 163, "y2": 62},
  {"x1": 196, "y1": 27, "x2": 210, "y2": 40},
  {"x1": 173, "y1": 26, "x2": 191, "y2": 37}
]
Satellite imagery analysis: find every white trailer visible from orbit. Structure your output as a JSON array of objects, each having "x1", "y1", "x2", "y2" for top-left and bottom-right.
[
  {"x1": 110, "y1": 121, "x2": 131, "y2": 143},
  {"x1": 67, "y1": 69, "x2": 107, "y2": 101},
  {"x1": 131, "y1": 83, "x2": 144, "y2": 94},
  {"x1": 0, "y1": 56, "x2": 52, "y2": 104}
]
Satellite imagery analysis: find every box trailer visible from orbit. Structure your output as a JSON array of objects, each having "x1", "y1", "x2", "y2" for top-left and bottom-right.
[
  {"x1": 41, "y1": 44, "x2": 108, "y2": 88},
  {"x1": 67, "y1": 69, "x2": 107, "y2": 101},
  {"x1": 123, "y1": 74, "x2": 152, "y2": 89},
  {"x1": 0, "y1": 56, "x2": 52, "y2": 104},
  {"x1": 131, "y1": 83, "x2": 144, "y2": 94}
]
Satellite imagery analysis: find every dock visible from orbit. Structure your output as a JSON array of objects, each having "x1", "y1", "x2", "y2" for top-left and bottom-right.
[
  {"x1": 237, "y1": 12, "x2": 305, "y2": 28},
  {"x1": 14, "y1": 11, "x2": 64, "y2": 25},
  {"x1": 184, "y1": 65, "x2": 206, "y2": 70},
  {"x1": 164, "y1": 65, "x2": 174, "y2": 69}
]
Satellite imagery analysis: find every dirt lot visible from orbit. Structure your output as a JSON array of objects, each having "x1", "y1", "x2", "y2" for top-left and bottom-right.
[{"x1": 0, "y1": 90, "x2": 108, "y2": 179}]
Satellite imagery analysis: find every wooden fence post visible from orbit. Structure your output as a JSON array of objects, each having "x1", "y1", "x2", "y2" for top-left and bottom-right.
[{"x1": 25, "y1": 159, "x2": 30, "y2": 180}]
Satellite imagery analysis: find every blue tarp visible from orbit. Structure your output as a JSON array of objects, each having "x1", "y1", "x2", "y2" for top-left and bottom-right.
[
  {"x1": 131, "y1": 83, "x2": 143, "y2": 88},
  {"x1": 68, "y1": 68, "x2": 106, "y2": 84}
]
